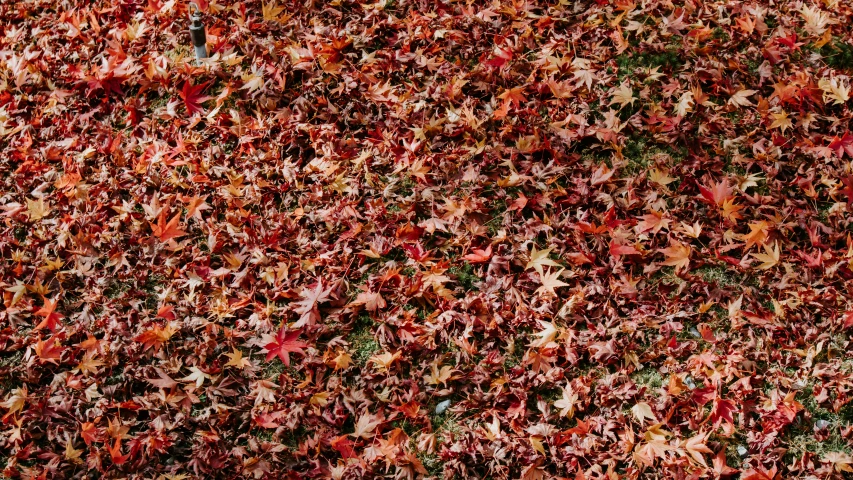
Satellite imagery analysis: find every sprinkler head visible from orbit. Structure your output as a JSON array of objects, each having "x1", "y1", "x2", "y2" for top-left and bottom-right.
[{"x1": 188, "y1": 3, "x2": 208, "y2": 60}]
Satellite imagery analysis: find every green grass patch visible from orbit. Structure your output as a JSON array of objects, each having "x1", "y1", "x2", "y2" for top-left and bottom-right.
[
  {"x1": 261, "y1": 360, "x2": 288, "y2": 380},
  {"x1": 813, "y1": 39, "x2": 853, "y2": 73},
  {"x1": 694, "y1": 265, "x2": 743, "y2": 289},
  {"x1": 347, "y1": 314, "x2": 381, "y2": 367},
  {"x1": 448, "y1": 262, "x2": 480, "y2": 292},
  {"x1": 615, "y1": 45, "x2": 682, "y2": 79},
  {"x1": 631, "y1": 368, "x2": 664, "y2": 390},
  {"x1": 105, "y1": 279, "x2": 132, "y2": 299}
]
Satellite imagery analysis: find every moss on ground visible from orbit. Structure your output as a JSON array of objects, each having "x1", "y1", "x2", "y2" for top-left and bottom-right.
[{"x1": 347, "y1": 314, "x2": 381, "y2": 367}]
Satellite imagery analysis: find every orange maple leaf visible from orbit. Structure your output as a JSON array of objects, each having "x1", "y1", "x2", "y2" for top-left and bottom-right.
[
  {"x1": 495, "y1": 86, "x2": 527, "y2": 119},
  {"x1": 659, "y1": 241, "x2": 691, "y2": 272},
  {"x1": 740, "y1": 221, "x2": 770, "y2": 250},
  {"x1": 135, "y1": 324, "x2": 176, "y2": 352},
  {"x1": 636, "y1": 210, "x2": 669, "y2": 234},
  {"x1": 720, "y1": 198, "x2": 744, "y2": 223},
  {"x1": 180, "y1": 194, "x2": 209, "y2": 221},
  {"x1": 34, "y1": 297, "x2": 64, "y2": 332},
  {"x1": 498, "y1": 86, "x2": 527, "y2": 107},
  {"x1": 151, "y1": 209, "x2": 186, "y2": 242},
  {"x1": 34, "y1": 336, "x2": 64, "y2": 365},
  {"x1": 108, "y1": 439, "x2": 129, "y2": 465},
  {"x1": 80, "y1": 422, "x2": 100, "y2": 446}
]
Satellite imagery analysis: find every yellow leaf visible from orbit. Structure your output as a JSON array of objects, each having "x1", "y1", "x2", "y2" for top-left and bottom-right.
[
  {"x1": 659, "y1": 242, "x2": 691, "y2": 272},
  {"x1": 425, "y1": 364, "x2": 455, "y2": 386},
  {"x1": 532, "y1": 321, "x2": 560, "y2": 349},
  {"x1": 225, "y1": 348, "x2": 252, "y2": 369},
  {"x1": 728, "y1": 89, "x2": 757, "y2": 107},
  {"x1": 42, "y1": 258, "x2": 64, "y2": 272},
  {"x1": 180, "y1": 366, "x2": 210, "y2": 388},
  {"x1": 728, "y1": 295, "x2": 744, "y2": 320},
  {"x1": 819, "y1": 77, "x2": 850, "y2": 105},
  {"x1": 554, "y1": 384, "x2": 578, "y2": 418},
  {"x1": 123, "y1": 20, "x2": 148, "y2": 41},
  {"x1": 1, "y1": 387, "x2": 27, "y2": 419},
  {"x1": 526, "y1": 245, "x2": 561, "y2": 277},
  {"x1": 815, "y1": 29, "x2": 833, "y2": 48},
  {"x1": 610, "y1": 83, "x2": 636, "y2": 109},
  {"x1": 331, "y1": 351, "x2": 352, "y2": 371},
  {"x1": 369, "y1": 351, "x2": 401, "y2": 372},
  {"x1": 648, "y1": 168, "x2": 676, "y2": 188},
  {"x1": 4, "y1": 281, "x2": 27, "y2": 308},
  {"x1": 351, "y1": 414, "x2": 381, "y2": 438},
  {"x1": 65, "y1": 441, "x2": 84, "y2": 464},
  {"x1": 483, "y1": 415, "x2": 502, "y2": 440},
  {"x1": 824, "y1": 452, "x2": 853, "y2": 473},
  {"x1": 535, "y1": 268, "x2": 570, "y2": 296},
  {"x1": 769, "y1": 110, "x2": 792, "y2": 133},
  {"x1": 75, "y1": 352, "x2": 105, "y2": 376},
  {"x1": 262, "y1": 1, "x2": 286, "y2": 22},
  {"x1": 26, "y1": 197, "x2": 50, "y2": 221},
  {"x1": 751, "y1": 241, "x2": 780, "y2": 270},
  {"x1": 674, "y1": 90, "x2": 693, "y2": 116},
  {"x1": 310, "y1": 391, "x2": 330, "y2": 406},
  {"x1": 799, "y1": 5, "x2": 833, "y2": 36},
  {"x1": 530, "y1": 436, "x2": 546, "y2": 455},
  {"x1": 678, "y1": 221, "x2": 703, "y2": 238},
  {"x1": 631, "y1": 402, "x2": 658, "y2": 424}
]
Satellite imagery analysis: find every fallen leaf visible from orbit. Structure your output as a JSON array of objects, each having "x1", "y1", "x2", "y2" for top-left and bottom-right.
[
  {"x1": 631, "y1": 402, "x2": 658, "y2": 424},
  {"x1": 611, "y1": 82, "x2": 636, "y2": 109},
  {"x1": 535, "y1": 268, "x2": 569, "y2": 296},
  {"x1": 263, "y1": 328, "x2": 308, "y2": 366}
]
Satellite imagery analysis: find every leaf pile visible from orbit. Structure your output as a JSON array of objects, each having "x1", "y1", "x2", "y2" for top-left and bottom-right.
[{"x1": 2, "y1": 0, "x2": 853, "y2": 478}]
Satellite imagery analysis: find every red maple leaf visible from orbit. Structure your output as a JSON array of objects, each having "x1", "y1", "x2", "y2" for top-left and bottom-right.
[
  {"x1": 839, "y1": 174, "x2": 853, "y2": 206},
  {"x1": 843, "y1": 310, "x2": 853, "y2": 329},
  {"x1": 692, "y1": 386, "x2": 716, "y2": 406},
  {"x1": 156, "y1": 304, "x2": 176, "y2": 320},
  {"x1": 34, "y1": 336, "x2": 64, "y2": 364},
  {"x1": 485, "y1": 46, "x2": 514, "y2": 69},
  {"x1": 264, "y1": 328, "x2": 308, "y2": 366},
  {"x1": 828, "y1": 132, "x2": 853, "y2": 158},
  {"x1": 609, "y1": 241, "x2": 641, "y2": 257},
  {"x1": 253, "y1": 410, "x2": 285, "y2": 428},
  {"x1": 712, "y1": 446, "x2": 740, "y2": 477},
  {"x1": 330, "y1": 435, "x2": 357, "y2": 459},
  {"x1": 698, "y1": 179, "x2": 734, "y2": 206},
  {"x1": 402, "y1": 242, "x2": 433, "y2": 263},
  {"x1": 151, "y1": 210, "x2": 186, "y2": 242},
  {"x1": 179, "y1": 81, "x2": 211, "y2": 115},
  {"x1": 741, "y1": 465, "x2": 779, "y2": 480},
  {"x1": 462, "y1": 244, "x2": 492, "y2": 263},
  {"x1": 710, "y1": 398, "x2": 737, "y2": 427}
]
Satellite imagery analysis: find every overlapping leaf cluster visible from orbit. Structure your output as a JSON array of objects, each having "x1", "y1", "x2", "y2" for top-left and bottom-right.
[{"x1": 2, "y1": 0, "x2": 853, "y2": 478}]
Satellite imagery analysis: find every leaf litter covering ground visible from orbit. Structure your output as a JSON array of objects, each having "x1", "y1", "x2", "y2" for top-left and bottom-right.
[{"x1": 2, "y1": 0, "x2": 853, "y2": 478}]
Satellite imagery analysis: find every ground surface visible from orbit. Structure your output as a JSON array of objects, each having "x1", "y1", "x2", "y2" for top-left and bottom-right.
[{"x1": 2, "y1": 0, "x2": 853, "y2": 478}]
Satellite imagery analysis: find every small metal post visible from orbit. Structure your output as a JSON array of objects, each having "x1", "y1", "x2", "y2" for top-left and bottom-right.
[{"x1": 189, "y1": 3, "x2": 208, "y2": 60}]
